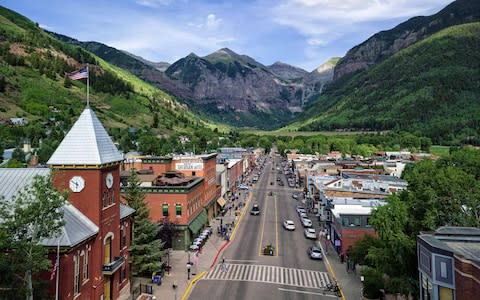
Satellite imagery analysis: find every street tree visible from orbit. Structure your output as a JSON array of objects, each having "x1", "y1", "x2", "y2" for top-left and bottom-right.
[
  {"x1": 0, "y1": 174, "x2": 66, "y2": 300},
  {"x1": 124, "y1": 170, "x2": 165, "y2": 276}
]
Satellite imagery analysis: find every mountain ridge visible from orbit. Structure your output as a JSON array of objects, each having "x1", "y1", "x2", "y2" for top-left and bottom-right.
[
  {"x1": 291, "y1": 21, "x2": 480, "y2": 145},
  {"x1": 334, "y1": 0, "x2": 480, "y2": 80}
]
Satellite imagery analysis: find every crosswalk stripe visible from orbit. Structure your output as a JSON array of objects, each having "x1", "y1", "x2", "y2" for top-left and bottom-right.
[{"x1": 204, "y1": 263, "x2": 331, "y2": 290}]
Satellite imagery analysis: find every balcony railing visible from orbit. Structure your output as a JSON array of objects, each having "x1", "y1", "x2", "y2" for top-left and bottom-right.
[{"x1": 102, "y1": 256, "x2": 125, "y2": 275}]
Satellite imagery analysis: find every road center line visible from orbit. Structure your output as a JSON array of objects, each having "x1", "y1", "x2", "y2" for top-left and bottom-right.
[
  {"x1": 275, "y1": 194, "x2": 279, "y2": 256},
  {"x1": 258, "y1": 184, "x2": 269, "y2": 256},
  {"x1": 278, "y1": 288, "x2": 336, "y2": 297}
]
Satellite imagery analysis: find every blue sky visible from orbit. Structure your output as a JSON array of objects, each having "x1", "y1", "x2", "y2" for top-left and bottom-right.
[{"x1": 3, "y1": 0, "x2": 452, "y2": 71}]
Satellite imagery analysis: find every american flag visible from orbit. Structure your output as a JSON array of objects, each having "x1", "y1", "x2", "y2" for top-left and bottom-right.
[
  {"x1": 68, "y1": 66, "x2": 88, "y2": 80},
  {"x1": 50, "y1": 259, "x2": 59, "y2": 280}
]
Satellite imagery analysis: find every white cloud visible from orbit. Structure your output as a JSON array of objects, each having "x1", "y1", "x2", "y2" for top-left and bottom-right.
[
  {"x1": 206, "y1": 14, "x2": 222, "y2": 30},
  {"x1": 103, "y1": 14, "x2": 234, "y2": 63},
  {"x1": 39, "y1": 23, "x2": 54, "y2": 31},
  {"x1": 135, "y1": 0, "x2": 171, "y2": 8},
  {"x1": 307, "y1": 38, "x2": 327, "y2": 46},
  {"x1": 273, "y1": 0, "x2": 452, "y2": 33}
]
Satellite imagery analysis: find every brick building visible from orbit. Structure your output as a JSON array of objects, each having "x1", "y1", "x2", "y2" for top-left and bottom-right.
[
  {"x1": 121, "y1": 154, "x2": 220, "y2": 250},
  {"x1": 0, "y1": 108, "x2": 135, "y2": 300},
  {"x1": 417, "y1": 227, "x2": 480, "y2": 300}
]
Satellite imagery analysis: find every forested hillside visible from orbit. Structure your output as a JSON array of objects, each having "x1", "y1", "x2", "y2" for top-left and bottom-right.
[
  {"x1": 0, "y1": 6, "x2": 221, "y2": 164},
  {"x1": 291, "y1": 22, "x2": 480, "y2": 145}
]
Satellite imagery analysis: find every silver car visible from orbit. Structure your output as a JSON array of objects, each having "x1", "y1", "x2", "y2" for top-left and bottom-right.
[
  {"x1": 283, "y1": 220, "x2": 296, "y2": 231},
  {"x1": 308, "y1": 246, "x2": 323, "y2": 260},
  {"x1": 301, "y1": 218, "x2": 313, "y2": 228},
  {"x1": 304, "y1": 228, "x2": 316, "y2": 239}
]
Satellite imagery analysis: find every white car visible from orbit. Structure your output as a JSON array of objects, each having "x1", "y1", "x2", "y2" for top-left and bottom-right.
[
  {"x1": 299, "y1": 212, "x2": 307, "y2": 219},
  {"x1": 296, "y1": 205, "x2": 306, "y2": 213},
  {"x1": 238, "y1": 184, "x2": 249, "y2": 190},
  {"x1": 283, "y1": 220, "x2": 295, "y2": 231},
  {"x1": 301, "y1": 218, "x2": 313, "y2": 228},
  {"x1": 304, "y1": 228, "x2": 316, "y2": 239}
]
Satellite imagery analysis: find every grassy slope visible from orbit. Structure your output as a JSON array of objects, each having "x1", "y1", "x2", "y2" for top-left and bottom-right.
[
  {"x1": 0, "y1": 6, "x2": 220, "y2": 134},
  {"x1": 286, "y1": 22, "x2": 480, "y2": 143}
]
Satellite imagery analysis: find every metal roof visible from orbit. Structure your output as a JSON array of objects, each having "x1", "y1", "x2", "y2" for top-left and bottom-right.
[
  {"x1": 0, "y1": 168, "x2": 99, "y2": 248},
  {"x1": 47, "y1": 108, "x2": 123, "y2": 165},
  {"x1": 120, "y1": 204, "x2": 135, "y2": 219},
  {"x1": 0, "y1": 168, "x2": 50, "y2": 202},
  {"x1": 41, "y1": 203, "x2": 99, "y2": 248}
]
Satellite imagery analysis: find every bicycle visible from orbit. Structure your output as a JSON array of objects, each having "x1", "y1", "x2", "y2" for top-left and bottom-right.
[{"x1": 324, "y1": 282, "x2": 341, "y2": 297}]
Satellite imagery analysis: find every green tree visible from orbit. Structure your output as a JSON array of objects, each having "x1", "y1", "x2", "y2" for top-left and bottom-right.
[
  {"x1": 6, "y1": 159, "x2": 24, "y2": 168},
  {"x1": 63, "y1": 74, "x2": 72, "y2": 88},
  {"x1": 0, "y1": 174, "x2": 66, "y2": 300},
  {"x1": 12, "y1": 147, "x2": 25, "y2": 162},
  {"x1": 124, "y1": 170, "x2": 165, "y2": 276}
]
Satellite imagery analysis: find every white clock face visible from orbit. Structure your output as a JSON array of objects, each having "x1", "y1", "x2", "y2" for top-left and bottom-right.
[
  {"x1": 69, "y1": 176, "x2": 85, "y2": 193},
  {"x1": 106, "y1": 173, "x2": 113, "y2": 189}
]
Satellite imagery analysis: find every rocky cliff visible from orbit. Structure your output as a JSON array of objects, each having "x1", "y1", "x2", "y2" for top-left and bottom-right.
[
  {"x1": 163, "y1": 48, "x2": 336, "y2": 127},
  {"x1": 334, "y1": 0, "x2": 480, "y2": 80}
]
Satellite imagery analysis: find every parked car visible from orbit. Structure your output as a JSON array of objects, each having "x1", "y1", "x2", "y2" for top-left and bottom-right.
[
  {"x1": 296, "y1": 205, "x2": 306, "y2": 213},
  {"x1": 299, "y1": 212, "x2": 308, "y2": 219},
  {"x1": 238, "y1": 184, "x2": 249, "y2": 190},
  {"x1": 301, "y1": 218, "x2": 313, "y2": 228},
  {"x1": 283, "y1": 220, "x2": 295, "y2": 231},
  {"x1": 250, "y1": 204, "x2": 260, "y2": 216},
  {"x1": 307, "y1": 246, "x2": 323, "y2": 260},
  {"x1": 304, "y1": 228, "x2": 316, "y2": 239},
  {"x1": 292, "y1": 193, "x2": 299, "y2": 199}
]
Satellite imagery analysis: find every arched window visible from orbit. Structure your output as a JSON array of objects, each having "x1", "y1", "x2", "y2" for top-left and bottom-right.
[{"x1": 73, "y1": 253, "x2": 80, "y2": 295}]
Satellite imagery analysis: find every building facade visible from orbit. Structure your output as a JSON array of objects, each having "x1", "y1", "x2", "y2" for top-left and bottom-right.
[
  {"x1": 417, "y1": 227, "x2": 480, "y2": 300},
  {"x1": 0, "y1": 108, "x2": 134, "y2": 300}
]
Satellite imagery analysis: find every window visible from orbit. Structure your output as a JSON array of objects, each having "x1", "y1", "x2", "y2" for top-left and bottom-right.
[
  {"x1": 162, "y1": 204, "x2": 169, "y2": 217},
  {"x1": 83, "y1": 250, "x2": 89, "y2": 281},
  {"x1": 176, "y1": 204, "x2": 182, "y2": 217},
  {"x1": 119, "y1": 264, "x2": 126, "y2": 284},
  {"x1": 104, "y1": 237, "x2": 112, "y2": 264},
  {"x1": 110, "y1": 190, "x2": 115, "y2": 205},
  {"x1": 354, "y1": 217, "x2": 361, "y2": 226},
  {"x1": 74, "y1": 254, "x2": 80, "y2": 295},
  {"x1": 341, "y1": 217, "x2": 349, "y2": 227},
  {"x1": 120, "y1": 225, "x2": 126, "y2": 249},
  {"x1": 366, "y1": 217, "x2": 372, "y2": 227},
  {"x1": 102, "y1": 192, "x2": 108, "y2": 208},
  {"x1": 192, "y1": 171, "x2": 196, "y2": 176}
]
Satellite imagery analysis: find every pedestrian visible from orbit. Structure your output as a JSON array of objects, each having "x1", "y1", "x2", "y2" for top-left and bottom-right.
[{"x1": 346, "y1": 256, "x2": 350, "y2": 272}]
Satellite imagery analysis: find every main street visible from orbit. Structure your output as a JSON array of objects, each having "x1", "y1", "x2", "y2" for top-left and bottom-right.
[{"x1": 189, "y1": 156, "x2": 337, "y2": 300}]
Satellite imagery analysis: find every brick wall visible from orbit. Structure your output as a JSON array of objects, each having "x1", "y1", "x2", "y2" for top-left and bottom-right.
[{"x1": 455, "y1": 256, "x2": 480, "y2": 300}]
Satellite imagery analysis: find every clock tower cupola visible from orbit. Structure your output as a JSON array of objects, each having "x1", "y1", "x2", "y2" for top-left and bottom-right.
[{"x1": 47, "y1": 107, "x2": 124, "y2": 226}]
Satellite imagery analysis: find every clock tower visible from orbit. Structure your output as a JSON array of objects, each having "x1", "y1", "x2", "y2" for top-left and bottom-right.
[{"x1": 47, "y1": 107, "x2": 126, "y2": 300}]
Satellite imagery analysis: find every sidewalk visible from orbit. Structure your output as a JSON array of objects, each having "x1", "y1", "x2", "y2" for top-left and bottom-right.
[
  {"x1": 316, "y1": 237, "x2": 364, "y2": 300},
  {"x1": 126, "y1": 192, "x2": 249, "y2": 300}
]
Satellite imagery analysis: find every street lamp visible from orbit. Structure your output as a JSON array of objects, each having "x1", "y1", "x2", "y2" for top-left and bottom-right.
[
  {"x1": 186, "y1": 249, "x2": 192, "y2": 280},
  {"x1": 360, "y1": 276, "x2": 365, "y2": 299},
  {"x1": 187, "y1": 262, "x2": 192, "y2": 280}
]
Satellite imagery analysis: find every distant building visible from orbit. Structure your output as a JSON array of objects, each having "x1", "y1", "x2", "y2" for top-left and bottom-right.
[
  {"x1": 417, "y1": 227, "x2": 480, "y2": 300},
  {"x1": 9, "y1": 117, "x2": 26, "y2": 126}
]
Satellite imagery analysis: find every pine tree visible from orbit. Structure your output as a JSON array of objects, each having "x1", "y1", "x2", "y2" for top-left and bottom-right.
[{"x1": 124, "y1": 170, "x2": 165, "y2": 276}]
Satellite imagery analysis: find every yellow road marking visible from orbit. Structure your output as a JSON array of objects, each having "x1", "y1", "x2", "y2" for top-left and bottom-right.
[
  {"x1": 275, "y1": 194, "x2": 279, "y2": 256},
  {"x1": 229, "y1": 191, "x2": 253, "y2": 241},
  {"x1": 258, "y1": 191, "x2": 269, "y2": 256},
  {"x1": 181, "y1": 271, "x2": 207, "y2": 300}
]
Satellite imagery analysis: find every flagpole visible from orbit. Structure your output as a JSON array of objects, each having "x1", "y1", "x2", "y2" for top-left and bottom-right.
[{"x1": 86, "y1": 64, "x2": 90, "y2": 107}]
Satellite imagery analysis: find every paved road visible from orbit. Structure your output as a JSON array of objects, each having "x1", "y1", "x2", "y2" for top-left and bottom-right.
[{"x1": 189, "y1": 156, "x2": 339, "y2": 300}]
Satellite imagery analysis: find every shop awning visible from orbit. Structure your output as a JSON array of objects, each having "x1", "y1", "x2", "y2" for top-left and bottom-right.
[
  {"x1": 188, "y1": 210, "x2": 208, "y2": 235},
  {"x1": 217, "y1": 197, "x2": 226, "y2": 207}
]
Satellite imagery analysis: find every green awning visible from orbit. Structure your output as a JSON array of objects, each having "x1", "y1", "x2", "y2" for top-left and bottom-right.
[{"x1": 188, "y1": 210, "x2": 208, "y2": 235}]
